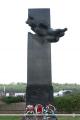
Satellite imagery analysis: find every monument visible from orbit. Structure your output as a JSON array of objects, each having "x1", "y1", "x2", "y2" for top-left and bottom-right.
[{"x1": 25, "y1": 8, "x2": 67, "y2": 119}]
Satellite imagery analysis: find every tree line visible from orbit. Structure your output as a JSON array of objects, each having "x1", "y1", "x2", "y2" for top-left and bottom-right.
[{"x1": 0, "y1": 82, "x2": 80, "y2": 93}]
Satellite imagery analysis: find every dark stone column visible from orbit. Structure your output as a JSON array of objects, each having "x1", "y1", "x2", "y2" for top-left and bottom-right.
[{"x1": 26, "y1": 9, "x2": 54, "y2": 105}]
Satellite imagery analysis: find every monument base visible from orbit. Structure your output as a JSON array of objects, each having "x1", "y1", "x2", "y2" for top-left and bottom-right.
[{"x1": 26, "y1": 84, "x2": 53, "y2": 105}]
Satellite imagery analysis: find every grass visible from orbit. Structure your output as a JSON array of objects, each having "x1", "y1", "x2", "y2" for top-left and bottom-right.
[
  {"x1": 0, "y1": 116, "x2": 80, "y2": 120},
  {"x1": 0, "y1": 116, "x2": 20, "y2": 120},
  {"x1": 58, "y1": 116, "x2": 80, "y2": 120}
]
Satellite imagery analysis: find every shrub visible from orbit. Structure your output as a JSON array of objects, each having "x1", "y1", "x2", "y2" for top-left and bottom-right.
[
  {"x1": 2, "y1": 96, "x2": 25, "y2": 104},
  {"x1": 54, "y1": 94, "x2": 80, "y2": 113}
]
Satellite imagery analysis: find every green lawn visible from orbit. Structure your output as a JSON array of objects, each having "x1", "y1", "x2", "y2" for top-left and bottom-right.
[
  {"x1": 0, "y1": 116, "x2": 20, "y2": 120},
  {"x1": 58, "y1": 116, "x2": 80, "y2": 120},
  {"x1": 0, "y1": 116, "x2": 80, "y2": 120}
]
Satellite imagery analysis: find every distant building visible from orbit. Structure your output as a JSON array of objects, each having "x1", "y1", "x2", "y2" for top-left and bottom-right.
[
  {"x1": 6, "y1": 93, "x2": 9, "y2": 96},
  {"x1": 14, "y1": 93, "x2": 25, "y2": 97},
  {"x1": 54, "y1": 90, "x2": 72, "y2": 97},
  {"x1": 5, "y1": 92, "x2": 25, "y2": 97},
  {"x1": 54, "y1": 92, "x2": 59, "y2": 97}
]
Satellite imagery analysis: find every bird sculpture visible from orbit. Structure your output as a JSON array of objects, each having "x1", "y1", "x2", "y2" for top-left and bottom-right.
[{"x1": 26, "y1": 16, "x2": 67, "y2": 43}]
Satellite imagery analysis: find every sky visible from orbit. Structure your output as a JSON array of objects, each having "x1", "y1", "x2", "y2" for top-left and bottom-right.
[{"x1": 0, "y1": 0, "x2": 80, "y2": 84}]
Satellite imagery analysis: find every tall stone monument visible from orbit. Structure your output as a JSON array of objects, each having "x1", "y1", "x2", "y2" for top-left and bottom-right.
[{"x1": 26, "y1": 8, "x2": 67, "y2": 106}]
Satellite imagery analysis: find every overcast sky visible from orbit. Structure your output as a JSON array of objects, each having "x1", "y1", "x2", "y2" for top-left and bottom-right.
[{"x1": 0, "y1": 0, "x2": 80, "y2": 84}]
